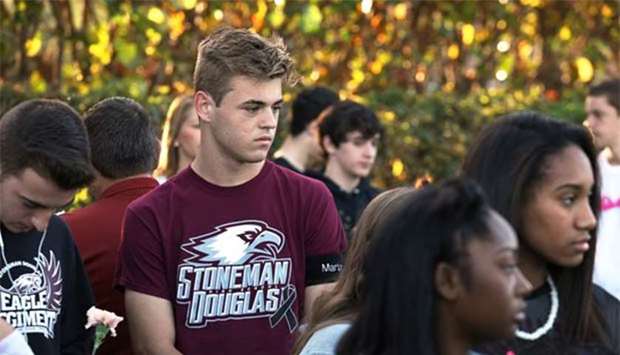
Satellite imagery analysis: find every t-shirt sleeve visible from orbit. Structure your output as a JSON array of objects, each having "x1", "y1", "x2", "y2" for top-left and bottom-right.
[
  {"x1": 303, "y1": 182, "x2": 347, "y2": 286},
  {"x1": 116, "y1": 206, "x2": 169, "y2": 299}
]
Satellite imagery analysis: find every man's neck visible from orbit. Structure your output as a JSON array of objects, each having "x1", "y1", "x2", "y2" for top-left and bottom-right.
[
  {"x1": 273, "y1": 137, "x2": 308, "y2": 172},
  {"x1": 90, "y1": 173, "x2": 152, "y2": 200},
  {"x1": 192, "y1": 152, "x2": 264, "y2": 187},
  {"x1": 324, "y1": 160, "x2": 361, "y2": 193},
  {"x1": 605, "y1": 143, "x2": 620, "y2": 165}
]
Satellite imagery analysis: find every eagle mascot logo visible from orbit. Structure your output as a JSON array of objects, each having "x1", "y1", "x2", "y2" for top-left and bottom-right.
[
  {"x1": 0, "y1": 251, "x2": 62, "y2": 338},
  {"x1": 182, "y1": 220, "x2": 285, "y2": 265}
]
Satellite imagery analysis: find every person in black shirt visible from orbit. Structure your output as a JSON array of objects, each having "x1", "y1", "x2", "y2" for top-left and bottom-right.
[
  {"x1": 273, "y1": 86, "x2": 338, "y2": 174},
  {"x1": 462, "y1": 111, "x2": 620, "y2": 355},
  {"x1": 0, "y1": 99, "x2": 96, "y2": 354},
  {"x1": 314, "y1": 100, "x2": 383, "y2": 238}
]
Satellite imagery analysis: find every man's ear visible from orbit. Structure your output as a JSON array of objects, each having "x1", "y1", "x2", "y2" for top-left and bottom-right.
[
  {"x1": 434, "y1": 262, "x2": 464, "y2": 302},
  {"x1": 322, "y1": 136, "x2": 337, "y2": 155},
  {"x1": 307, "y1": 120, "x2": 320, "y2": 137},
  {"x1": 194, "y1": 91, "x2": 215, "y2": 123}
]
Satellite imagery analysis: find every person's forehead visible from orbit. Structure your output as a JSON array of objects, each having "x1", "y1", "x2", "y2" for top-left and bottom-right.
[
  {"x1": 586, "y1": 95, "x2": 614, "y2": 110},
  {"x1": 224, "y1": 76, "x2": 282, "y2": 103},
  {"x1": 485, "y1": 210, "x2": 517, "y2": 248},
  {"x1": 539, "y1": 146, "x2": 593, "y2": 189},
  {"x1": 13, "y1": 168, "x2": 75, "y2": 208}
]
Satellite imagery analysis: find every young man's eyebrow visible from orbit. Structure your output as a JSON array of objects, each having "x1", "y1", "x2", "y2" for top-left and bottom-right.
[
  {"x1": 20, "y1": 196, "x2": 49, "y2": 209},
  {"x1": 239, "y1": 99, "x2": 283, "y2": 107},
  {"x1": 239, "y1": 100, "x2": 266, "y2": 107}
]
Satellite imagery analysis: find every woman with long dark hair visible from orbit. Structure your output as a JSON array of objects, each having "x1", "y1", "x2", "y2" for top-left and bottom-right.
[
  {"x1": 298, "y1": 179, "x2": 531, "y2": 355},
  {"x1": 462, "y1": 111, "x2": 620, "y2": 354}
]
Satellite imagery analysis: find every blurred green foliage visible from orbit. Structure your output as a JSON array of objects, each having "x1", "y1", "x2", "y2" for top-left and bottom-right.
[{"x1": 1, "y1": 0, "x2": 619, "y2": 188}]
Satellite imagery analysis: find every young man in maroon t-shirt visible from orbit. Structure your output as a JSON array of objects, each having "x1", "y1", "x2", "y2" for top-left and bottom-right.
[{"x1": 116, "y1": 27, "x2": 347, "y2": 355}]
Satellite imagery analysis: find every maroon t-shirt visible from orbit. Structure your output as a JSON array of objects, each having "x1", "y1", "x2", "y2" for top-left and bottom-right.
[{"x1": 117, "y1": 162, "x2": 347, "y2": 355}]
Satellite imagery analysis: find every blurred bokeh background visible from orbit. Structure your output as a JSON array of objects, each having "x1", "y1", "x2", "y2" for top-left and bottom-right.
[{"x1": 1, "y1": 0, "x2": 619, "y2": 187}]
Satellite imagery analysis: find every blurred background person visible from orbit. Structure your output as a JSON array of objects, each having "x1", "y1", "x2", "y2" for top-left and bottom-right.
[
  {"x1": 155, "y1": 95, "x2": 200, "y2": 181},
  {"x1": 273, "y1": 86, "x2": 339, "y2": 174},
  {"x1": 313, "y1": 100, "x2": 383, "y2": 239},
  {"x1": 583, "y1": 79, "x2": 620, "y2": 302}
]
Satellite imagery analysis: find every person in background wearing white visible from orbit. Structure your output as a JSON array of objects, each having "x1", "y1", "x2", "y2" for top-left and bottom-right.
[{"x1": 584, "y1": 78, "x2": 620, "y2": 302}]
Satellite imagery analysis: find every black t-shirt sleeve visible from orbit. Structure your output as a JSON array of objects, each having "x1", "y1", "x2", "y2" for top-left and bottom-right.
[
  {"x1": 303, "y1": 181, "x2": 347, "y2": 286},
  {"x1": 305, "y1": 254, "x2": 344, "y2": 286}
]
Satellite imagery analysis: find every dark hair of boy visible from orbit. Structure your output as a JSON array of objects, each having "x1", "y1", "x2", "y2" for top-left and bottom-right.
[
  {"x1": 318, "y1": 100, "x2": 384, "y2": 151},
  {"x1": 193, "y1": 26, "x2": 297, "y2": 106},
  {"x1": 588, "y1": 79, "x2": 620, "y2": 113},
  {"x1": 83, "y1": 97, "x2": 158, "y2": 179},
  {"x1": 290, "y1": 87, "x2": 338, "y2": 136},
  {"x1": 0, "y1": 99, "x2": 94, "y2": 188}
]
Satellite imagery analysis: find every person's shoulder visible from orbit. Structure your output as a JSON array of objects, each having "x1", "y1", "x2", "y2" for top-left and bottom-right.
[
  {"x1": 127, "y1": 174, "x2": 180, "y2": 212},
  {"x1": 593, "y1": 284, "x2": 620, "y2": 352},
  {"x1": 594, "y1": 284, "x2": 620, "y2": 309},
  {"x1": 304, "y1": 169, "x2": 327, "y2": 183},
  {"x1": 312, "y1": 322, "x2": 351, "y2": 337},
  {"x1": 60, "y1": 197, "x2": 101, "y2": 225},
  {"x1": 48, "y1": 214, "x2": 73, "y2": 237},
  {"x1": 303, "y1": 170, "x2": 340, "y2": 194},
  {"x1": 359, "y1": 179, "x2": 381, "y2": 198},
  {"x1": 46, "y1": 215, "x2": 86, "y2": 256},
  {"x1": 270, "y1": 162, "x2": 328, "y2": 191},
  {"x1": 300, "y1": 323, "x2": 351, "y2": 355},
  {"x1": 272, "y1": 156, "x2": 302, "y2": 173}
]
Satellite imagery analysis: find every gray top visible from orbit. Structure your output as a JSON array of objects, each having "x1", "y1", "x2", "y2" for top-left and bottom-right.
[
  {"x1": 0, "y1": 331, "x2": 35, "y2": 355},
  {"x1": 299, "y1": 323, "x2": 351, "y2": 355},
  {"x1": 298, "y1": 322, "x2": 484, "y2": 355}
]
